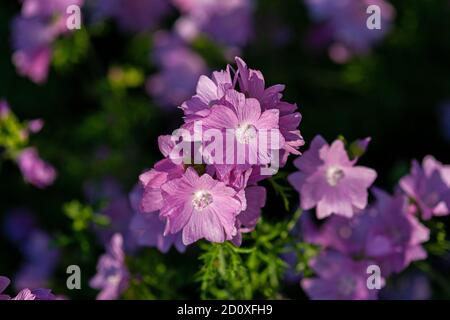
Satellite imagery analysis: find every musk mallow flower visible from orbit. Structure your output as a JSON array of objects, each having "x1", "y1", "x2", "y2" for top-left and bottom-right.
[
  {"x1": 300, "y1": 190, "x2": 429, "y2": 276},
  {"x1": 0, "y1": 275, "x2": 55, "y2": 300},
  {"x1": 90, "y1": 233, "x2": 129, "y2": 300},
  {"x1": 364, "y1": 189, "x2": 429, "y2": 275},
  {"x1": 12, "y1": 0, "x2": 84, "y2": 84},
  {"x1": 129, "y1": 184, "x2": 185, "y2": 253},
  {"x1": 147, "y1": 32, "x2": 208, "y2": 108},
  {"x1": 0, "y1": 100, "x2": 10, "y2": 119},
  {"x1": 235, "y1": 57, "x2": 304, "y2": 162},
  {"x1": 202, "y1": 89, "x2": 284, "y2": 166},
  {"x1": 172, "y1": 0, "x2": 254, "y2": 47},
  {"x1": 11, "y1": 16, "x2": 57, "y2": 84},
  {"x1": 304, "y1": 0, "x2": 395, "y2": 63},
  {"x1": 16, "y1": 147, "x2": 57, "y2": 189},
  {"x1": 160, "y1": 167, "x2": 242, "y2": 245},
  {"x1": 231, "y1": 185, "x2": 266, "y2": 246},
  {"x1": 139, "y1": 158, "x2": 185, "y2": 214},
  {"x1": 400, "y1": 155, "x2": 450, "y2": 220},
  {"x1": 181, "y1": 57, "x2": 303, "y2": 165},
  {"x1": 288, "y1": 135, "x2": 377, "y2": 219},
  {"x1": 14, "y1": 230, "x2": 60, "y2": 291},
  {"x1": 301, "y1": 250, "x2": 382, "y2": 300}
]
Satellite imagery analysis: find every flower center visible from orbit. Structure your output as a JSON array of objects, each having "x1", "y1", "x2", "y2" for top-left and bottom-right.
[
  {"x1": 192, "y1": 190, "x2": 213, "y2": 211},
  {"x1": 326, "y1": 166, "x2": 345, "y2": 187},
  {"x1": 235, "y1": 123, "x2": 257, "y2": 144}
]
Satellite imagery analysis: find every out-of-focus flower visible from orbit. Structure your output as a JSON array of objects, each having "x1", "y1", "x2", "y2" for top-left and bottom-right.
[
  {"x1": 400, "y1": 155, "x2": 450, "y2": 220},
  {"x1": 11, "y1": 0, "x2": 84, "y2": 83},
  {"x1": 288, "y1": 136, "x2": 377, "y2": 219},
  {"x1": 304, "y1": 0, "x2": 395, "y2": 63},
  {"x1": 300, "y1": 190, "x2": 429, "y2": 277},
  {"x1": 16, "y1": 147, "x2": 57, "y2": 189},
  {"x1": 173, "y1": 0, "x2": 254, "y2": 47},
  {"x1": 129, "y1": 184, "x2": 185, "y2": 253},
  {"x1": 147, "y1": 32, "x2": 208, "y2": 108},
  {"x1": 95, "y1": 0, "x2": 171, "y2": 32},
  {"x1": 0, "y1": 275, "x2": 56, "y2": 300},
  {"x1": 0, "y1": 100, "x2": 10, "y2": 119},
  {"x1": 380, "y1": 271, "x2": 431, "y2": 300},
  {"x1": 85, "y1": 178, "x2": 136, "y2": 251},
  {"x1": 161, "y1": 167, "x2": 242, "y2": 245},
  {"x1": 14, "y1": 231, "x2": 60, "y2": 291},
  {"x1": 3, "y1": 208, "x2": 37, "y2": 244},
  {"x1": 27, "y1": 119, "x2": 44, "y2": 134},
  {"x1": 364, "y1": 189, "x2": 429, "y2": 275},
  {"x1": 301, "y1": 250, "x2": 381, "y2": 300},
  {"x1": 231, "y1": 185, "x2": 266, "y2": 246},
  {"x1": 3, "y1": 210, "x2": 59, "y2": 291},
  {"x1": 90, "y1": 233, "x2": 129, "y2": 300}
]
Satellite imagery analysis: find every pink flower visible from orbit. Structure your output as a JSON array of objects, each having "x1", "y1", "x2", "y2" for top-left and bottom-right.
[
  {"x1": 231, "y1": 185, "x2": 266, "y2": 246},
  {"x1": 400, "y1": 155, "x2": 450, "y2": 220},
  {"x1": 288, "y1": 136, "x2": 377, "y2": 219},
  {"x1": 0, "y1": 275, "x2": 55, "y2": 300},
  {"x1": 172, "y1": 0, "x2": 254, "y2": 47},
  {"x1": 90, "y1": 233, "x2": 129, "y2": 300},
  {"x1": 160, "y1": 167, "x2": 242, "y2": 245},
  {"x1": 16, "y1": 147, "x2": 57, "y2": 189},
  {"x1": 202, "y1": 89, "x2": 283, "y2": 166},
  {"x1": 304, "y1": 0, "x2": 395, "y2": 62},
  {"x1": 139, "y1": 159, "x2": 185, "y2": 213},
  {"x1": 181, "y1": 57, "x2": 303, "y2": 165},
  {"x1": 0, "y1": 100, "x2": 11, "y2": 119},
  {"x1": 302, "y1": 250, "x2": 382, "y2": 300},
  {"x1": 364, "y1": 189, "x2": 430, "y2": 275},
  {"x1": 147, "y1": 32, "x2": 208, "y2": 108},
  {"x1": 129, "y1": 184, "x2": 185, "y2": 253}
]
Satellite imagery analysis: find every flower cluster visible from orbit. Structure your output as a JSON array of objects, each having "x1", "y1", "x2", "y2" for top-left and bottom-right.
[
  {"x1": 137, "y1": 57, "x2": 303, "y2": 246},
  {"x1": 3, "y1": 209, "x2": 59, "y2": 291},
  {"x1": 289, "y1": 142, "x2": 450, "y2": 299},
  {"x1": 172, "y1": 0, "x2": 254, "y2": 47},
  {"x1": 11, "y1": 0, "x2": 84, "y2": 83},
  {"x1": 288, "y1": 135, "x2": 377, "y2": 219},
  {"x1": 304, "y1": 0, "x2": 395, "y2": 63},
  {"x1": 299, "y1": 189, "x2": 429, "y2": 299}
]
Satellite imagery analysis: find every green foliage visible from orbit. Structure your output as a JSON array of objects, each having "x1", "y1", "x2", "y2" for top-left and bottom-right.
[
  {"x1": 268, "y1": 171, "x2": 294, "y2": 211},
  {"x1": 124, "y1": 250, "x2": 186, "y2": 300},
  {"x1": 63, "y1": 200, "x2": 109, "y2": 232},
  {"x1": 0, "y1": 110, "x2": 30, "y2": 158},
  {"x1": 424, "y1": 219, "x2": 450, "y2": 256},
  {"x1": 52, "y1": 28, "x2": 90, "y2": 72},
  {"x1": 197, "y1": 209, "x2": 319, "y2": 299}
]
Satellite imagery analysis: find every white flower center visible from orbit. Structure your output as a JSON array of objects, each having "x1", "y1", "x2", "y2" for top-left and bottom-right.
[
  {"x1": 192, "y1": 190, "x2": 213, "y2": 211},
  {"x1": 326, "y1": 166, "x2": 345, "y2": 187},
  {"x1": 235, "y1": 123, "x2": 257, "y2": 144}
]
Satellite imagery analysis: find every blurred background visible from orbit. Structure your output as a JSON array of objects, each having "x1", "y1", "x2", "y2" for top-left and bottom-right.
[{"x1": 0, "y1": 0, "x2": 450, "y2": 299}]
